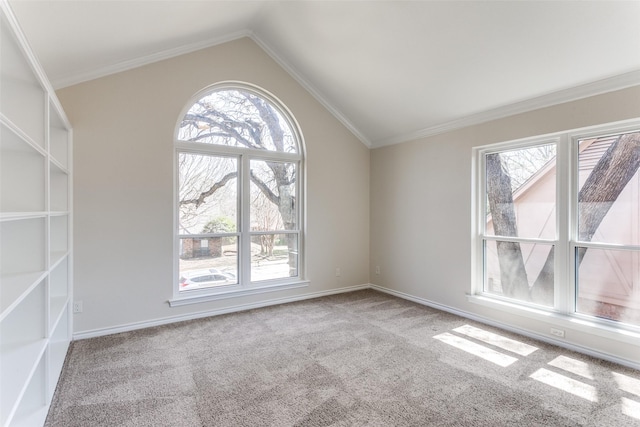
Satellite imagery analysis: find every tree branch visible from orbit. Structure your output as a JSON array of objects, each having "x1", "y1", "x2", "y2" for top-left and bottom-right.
[
  {"x1": 486, "y1": 153, "x2": 530, "y2": 300},
  {"x1": 534, "y1": 133, "x2": 640, "y2": 304},
  {"x1": 248, "y1": 95, "x2": 285, "y2": 152},
  {"x1": 250, "y1": 169, "x2": 279, "y2": 206},
  {"x1": 180, "y1": 172, "x2": 237, "y2": 208},
  {"x1": 182, "y1": 112, "x2": 261, "y2": 149}
]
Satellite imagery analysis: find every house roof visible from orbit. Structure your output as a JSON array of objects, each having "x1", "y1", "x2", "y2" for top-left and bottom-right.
[{"x1": 7, "y1": 0, "x2": 640, "y2": 148}]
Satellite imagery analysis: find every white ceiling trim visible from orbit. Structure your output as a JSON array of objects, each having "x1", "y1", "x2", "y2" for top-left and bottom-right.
[
  {"x1": 375, "y1": 69, "x2": 640, "y2": 148},
  {"x1": 53, "y1": 29, "x2": 252, "y2": 90},
  {"x1": 46, "y1": 22, "x2": 639, "y2": 151},
  {"x1": 47, "y1": 23, "x2": 373, "y2": 148},
  {"x1": 248, "y1": 33, "x2": 372, "y2": 148}
]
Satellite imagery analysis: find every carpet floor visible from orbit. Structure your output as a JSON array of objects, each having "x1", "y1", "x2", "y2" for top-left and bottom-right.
[{"x1": 45, "y1": 290, "x2": 640, "y2": 426}]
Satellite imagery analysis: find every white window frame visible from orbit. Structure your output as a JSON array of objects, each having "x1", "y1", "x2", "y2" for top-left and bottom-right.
[
  {"x1": 170, "y1": 82, "x2": 307, "y2": 306},
  {"x1": 470, "y1": 118, "x2": 640, "y2": 342}
]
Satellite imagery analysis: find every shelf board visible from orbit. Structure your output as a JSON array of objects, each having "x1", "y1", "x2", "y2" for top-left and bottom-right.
[
  {"x1": 49, "y1": 338, "x2": 70, "y2": 366},
  {"x1": 0, "y1": 339, "x2": 48, "y2": 382},
  {"x1": 0, "y1": 271, "x2": 47, "y2": 321},
  {"x1": 49, "y1": 251, "x2": 68, "y2": 270},
  {"x1": 0, "y1": 212, "x2": 47, "y2": 222},
  {"x1": 0, "y1": 114, "x2": 47, "y2": 157},
  {"x1": 49, "y1": 157, "x2": 69, "y2": 175},
  {"x1": 9, "y1": 404, "x2": 49, "y2": 427},
  {"x1": 49, "y1": 296, "x2": 68, "y2": 329},
  {"x1": 48, "y1": 211, "x2": 70, "y2": 217},
  {"x1": 49, "y1": 339, "x2": 70, "y2": 398},
  {"x1": 0, "y1": 338, "x2": 47, "y2": 425}
]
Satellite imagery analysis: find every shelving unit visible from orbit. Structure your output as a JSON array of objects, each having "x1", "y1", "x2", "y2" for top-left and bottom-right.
[{"x1": 0, "y1": 2, "x2": 73, "y2": 426}]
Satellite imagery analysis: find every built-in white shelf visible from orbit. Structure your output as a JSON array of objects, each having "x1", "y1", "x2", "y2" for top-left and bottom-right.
[
  {"x1": 1, "y1": 217, "x2": 46, "y2": 276},
  {"x1": 0, "y1": 272, "x2": 47, "y2": 322},
  {"x1": 49, "y1": 307, "x2": 70, "y2": 396},
  {"x1": 49, "y1": 100, "x2": 69, "y2": 170},
  {"x1": 1, "y1": 122, "x2": 46, "y2": 213},
  {"x1": 49, "y1": 297, "x2": 68, "y2": 329},
  {"x1": 49, "y1": 162, "x2": 69, "y2": 213},
  {"x1": 49, "y1": 259, "x2": 68, "y2": 300},
  {"x1": 9, "y1": 357, "x2": 48, "y2": 427},
  {"x1": 0, "y1": 2, "x2": 73, "y2": 426},
  {"x1": 50, "y1": 215, "x2": 68, "y2": 255},
  {"x1": 0, "y1": 281, "x2": 47, "y2": 427},
  {"x1": 0, "y1": 13, "x2": 45, "y2": 149}
]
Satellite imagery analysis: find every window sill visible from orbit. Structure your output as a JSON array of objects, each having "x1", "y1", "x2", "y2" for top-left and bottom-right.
[
  {"x1": 467, "y1": 293, "x2": 640, "y2": 345},
  {"x1": 168, "y1": 280, "x2": 310, "y2": 307}
]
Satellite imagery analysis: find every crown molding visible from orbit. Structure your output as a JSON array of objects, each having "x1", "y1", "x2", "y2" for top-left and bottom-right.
[
  {"x1": 373, "y1": 69, "x2": 640, "y2": 149},
  {"x1": 49, "y1": 25, "x2": 373, "y2": 148},
  {"x1": 52, "y1": 29, "x2": 253, "y2": 89},
  {"x1": 248, "y1": 32, "x2": 372, "y2": 148},
  {"x1": 47, "y1": 17, "x2": 638, "y2": 151}
]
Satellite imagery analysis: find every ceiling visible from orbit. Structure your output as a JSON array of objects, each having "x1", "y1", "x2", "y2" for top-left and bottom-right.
[{"x1": 8, "y1": 0, "x2": 640, "y2": 148}]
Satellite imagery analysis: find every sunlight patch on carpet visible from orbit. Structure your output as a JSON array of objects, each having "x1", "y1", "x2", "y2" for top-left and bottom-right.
[
  {"x1": 613, "y1": 372, "x2": 640, "y2": 398},
  {"x1": 433, "y1": 332, "x2": 518, "y2": 367},
  {"x1": 530, "y1": 368, "x2": 598, "y2": 402},
  {"x1": 452, "y1": 325, "x2": 538, "y2": 356},
  {"x1": 621, "y1": 397, "x2": 640, "y2": 420},
  {"x1": 548, "y1": 355, "x2": 594, "y2": 380}
]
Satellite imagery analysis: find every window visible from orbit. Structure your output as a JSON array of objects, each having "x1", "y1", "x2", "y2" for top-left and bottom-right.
[
  {"x1": 173, "y1": 83, "x2": 305, "y2": 302},
  {"x1": 475, "y1": 120, "x2": 640, "y2": 331}
]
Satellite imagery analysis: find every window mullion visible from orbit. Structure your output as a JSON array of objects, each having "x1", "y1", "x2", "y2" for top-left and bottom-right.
[
  {"x1": 474, "y1": 149, "x2": 487, "y2": 295},
  {"x1": 555, "y1": 134, "x2": 571, "y2": 314},
  {"x1": 240, "y1": 154, "x2": 251, "y2": 286}
]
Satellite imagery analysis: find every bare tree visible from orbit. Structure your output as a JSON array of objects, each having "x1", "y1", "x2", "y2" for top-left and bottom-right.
[
  {"x1": 178, "y1": 153, "x2": 237, "y2": 234},
  {"x1": 500, "y1": 144, "x2": 556, "y2": 189},
  {"x1": 487, "y1": 132, "x2": 640, "y2": 305},
  {"x1": 251, "y1": 181, "x2": 282, "y2": 257},
  {"x1": 179, "y1": 90, "x2": 299, "y2": 275},
  {"x1": 486, "y1": 153, "x2": 531, "y2": 301}
]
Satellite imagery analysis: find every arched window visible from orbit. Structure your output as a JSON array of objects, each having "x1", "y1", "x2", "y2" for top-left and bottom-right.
[{"x1": 173, "y1": 83, "x2": 305, "y2": 301}]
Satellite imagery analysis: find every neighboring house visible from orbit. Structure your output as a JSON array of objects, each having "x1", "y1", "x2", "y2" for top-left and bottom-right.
[
  {"x1": 180, "y1": 237, "x2": 222, "y2": 259},
  {"x1": 487, "y1": 136, "x2": 640, "y2": 324}
]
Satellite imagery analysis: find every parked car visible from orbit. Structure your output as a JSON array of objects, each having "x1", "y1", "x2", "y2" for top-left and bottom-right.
[{"x1": 179, "y1": 268, "x2": 237, "y2": 290}]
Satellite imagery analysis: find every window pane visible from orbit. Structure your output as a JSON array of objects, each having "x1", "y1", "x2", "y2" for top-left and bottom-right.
[
  {"x1": 178, "y1": 153, "x2": 237, "y2": 235},
  {"x1": 577, "y1": 131, "x2": 640, "y2": 246},
  {"x1": 484, "y1": 240, "x2": 554, "y2": 307},
  {"x1": 576, "y1": 247, "x2": 640, "y2": 327},
  {"x1": 178, "y1": 89, "x2": 298, "y2": 153},
  {"x1": 179, "y1": 237, "x2": 238, "y2": 291},
  {"x1": 485, "y1": 144, "x2": 556, "y2": 239},
  {"x1": 250, "y1": 160, "x2": 297, "y2": 231},
  {"x1": 251, "y1": 233, "x2": 298, "y2": 282}
]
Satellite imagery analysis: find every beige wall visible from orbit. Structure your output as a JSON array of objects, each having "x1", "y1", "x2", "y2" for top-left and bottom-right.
[
  {"x1": 58, "y1": 34, "x2": 640, "y2": 365},
  {"x1": 370, "y1": 86, "x2": 640, "y2": 366},
  {"x1": 58, "y1": 37, "x2": 370, "y2": 334}
]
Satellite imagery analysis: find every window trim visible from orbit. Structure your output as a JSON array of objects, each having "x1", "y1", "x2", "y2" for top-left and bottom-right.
[
  {"x1": 471, "y1": 118, "x2": 640, "y2": 340},
  {"x1": 171, "y1": 81, "x2": 307, "y2": 304}
]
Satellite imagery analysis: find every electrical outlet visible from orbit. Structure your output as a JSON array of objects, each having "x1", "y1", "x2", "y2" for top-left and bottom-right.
[
  {"x1": 335, "y1": 268, "x2": 341, "y2": 277},
  {"x1": 375, "y1": 265, "x2": 380, "y2": 275},
  {"x1": 73, "y1": 301, "x2": 83, "y2": 313},
  {"x1": 550, "y1": 328, "x2": 564, "y2": 338}
]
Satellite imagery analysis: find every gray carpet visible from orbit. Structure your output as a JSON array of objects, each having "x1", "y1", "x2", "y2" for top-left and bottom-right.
[{"x1": 46, "y1": 290, "x2": 640, "y2": 426}]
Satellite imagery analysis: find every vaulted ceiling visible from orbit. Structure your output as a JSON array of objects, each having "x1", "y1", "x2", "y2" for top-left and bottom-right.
[{"x1": 8, "y1": 0, "x2": 640, "y2": 148}]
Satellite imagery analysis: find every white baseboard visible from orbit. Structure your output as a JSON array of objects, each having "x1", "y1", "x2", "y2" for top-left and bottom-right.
[
  {"x1": 370, "y1": 284, "x2": 640, "y2": 371},
  {"x1": 73, "y1": 284, "x2": 370, "y2": 340}
]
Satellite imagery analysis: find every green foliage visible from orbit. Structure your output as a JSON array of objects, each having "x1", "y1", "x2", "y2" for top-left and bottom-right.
[{"x1": 202, "y1": 216, "x2": 236, "y2": 234}]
